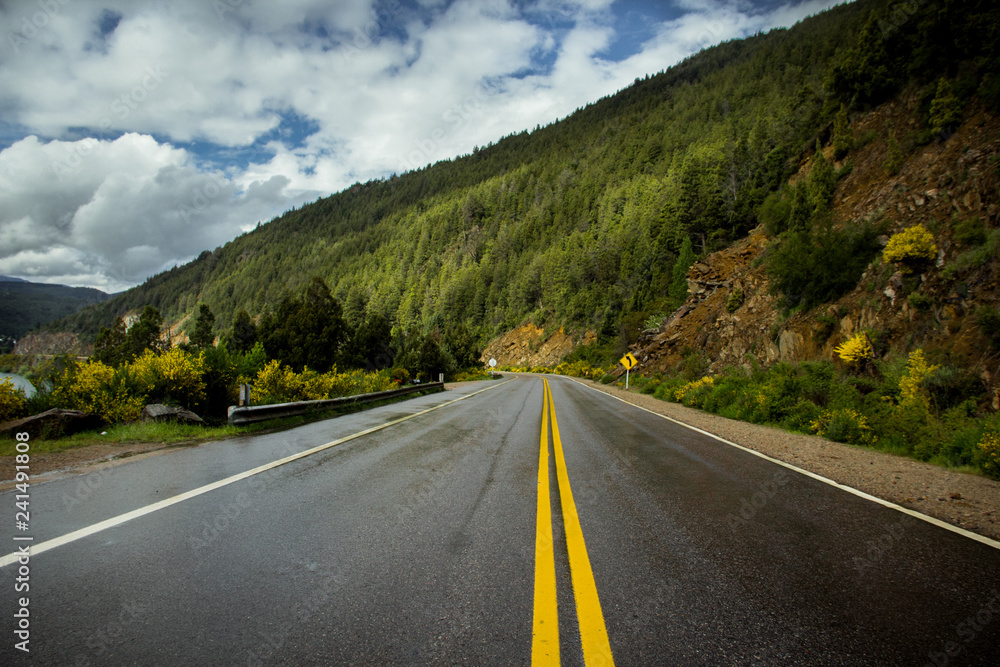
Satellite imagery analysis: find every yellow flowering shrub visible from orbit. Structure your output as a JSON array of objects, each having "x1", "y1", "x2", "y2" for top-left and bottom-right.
[
  {"x1": 976, "y1": 431, "x2": 1000, "y2": 479},
  {"x1": 882, "y1": 224, "x2": 937, "y2": 274},
  {"x1": 810, "y1": 408, "x2": 877, "y2": 446},
  {"x1": 127, "y1": 348, "x2": 205, "y2": 409},
  {"x1": 898, "y1": 349, "x2": 938, "y2": 408},
  {"x1": 0, "y1": 378, "x2": 27, "y2": 422},
  {"x1": 673, "y1": 376, "x2": 714, "y2": 402},
  {"x1": 554, "y1": 360, "x2": 598, "y2": 378},
  {"x1": 253, "y1": 360, "x2": 301, "y2": 403},
  {"x1": 59, "y1": 360, "x2": 144, "y2": 423},
  {"x1": 252, "y1": 361, "x2": 394, "y2": 404},
  {"x1": 834, "y1": 332, "x2": 872, "y2": 367}
]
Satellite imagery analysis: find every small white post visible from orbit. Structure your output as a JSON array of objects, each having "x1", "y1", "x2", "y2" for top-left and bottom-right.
[{"x1": 625, "y1": 368, "x2": 630, "y2": 390}]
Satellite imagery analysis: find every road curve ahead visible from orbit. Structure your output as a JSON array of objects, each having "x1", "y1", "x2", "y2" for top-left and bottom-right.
[{"x1": 2, "y1": 375, "x2": 999, "y2": 665}]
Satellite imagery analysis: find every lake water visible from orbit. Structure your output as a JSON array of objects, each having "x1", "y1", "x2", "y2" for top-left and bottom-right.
[{"x1": 0, "y1": 372, "x2": 36, "y2": 398}]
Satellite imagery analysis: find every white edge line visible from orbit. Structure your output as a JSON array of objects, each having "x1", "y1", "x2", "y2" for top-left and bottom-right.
[
  {"x1": 561, "y1": 376, "x2": 1000, "y2": 551},
  {"x1": 0, "y1": 379, "x2": 515, "y2": 568}
]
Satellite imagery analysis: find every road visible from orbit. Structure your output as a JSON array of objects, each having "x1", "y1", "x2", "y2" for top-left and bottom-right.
[{"x1": 2, "y1": 375, "x2": 999, "y2": 665}]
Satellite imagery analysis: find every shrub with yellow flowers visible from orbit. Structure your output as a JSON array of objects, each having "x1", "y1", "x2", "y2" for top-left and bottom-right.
[
  {"x1": 975, "y1": 430, "x2": 1000, "y2": 480},
  {"x1": 882, "y1": 224, "x2": 937, "y2": 274},
  {"x1": 252, "y1": 361, "x2": 394, "y2": 405},
  {"x1": 128, "y1": 347, "x2": 206, "y2": 410},
  {"x1": 834, "y1": 332, "x2": 872, "y2": 369},
  {"x1": 673, "y1": 376, "x2": 714, "y2": 404},
  {"x1": 56, "y1": 360, "x2": 144, "y2": 424},
  {"x1": 897, "y1": 348, "x2": 938, "y2": 409},
  {"x1": 810, "y1": 408, "x2": 877, "y2": 446},
  {"x1": 0, "y1": 378, "x2": 27, "y2": 422}
]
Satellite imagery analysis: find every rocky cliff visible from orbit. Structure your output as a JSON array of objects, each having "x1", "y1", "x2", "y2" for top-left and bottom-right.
[{"x1": 629, "y1": 95, "x2": 1000, "y2": 407}]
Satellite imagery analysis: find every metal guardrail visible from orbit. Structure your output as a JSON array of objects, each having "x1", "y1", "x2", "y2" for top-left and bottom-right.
[{"x1": 227, "y1": 382, "x2": 445, "y2": 426}]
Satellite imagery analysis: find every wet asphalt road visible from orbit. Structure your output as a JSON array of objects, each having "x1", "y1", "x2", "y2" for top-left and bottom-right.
[{"x1": 2, "y1": 375, "x2": 999, "y2": 665}]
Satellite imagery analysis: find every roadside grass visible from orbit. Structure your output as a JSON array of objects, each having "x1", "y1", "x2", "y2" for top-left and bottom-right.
[{"x1": 0, "y1": 387, "x2": 443, "y2": 457}]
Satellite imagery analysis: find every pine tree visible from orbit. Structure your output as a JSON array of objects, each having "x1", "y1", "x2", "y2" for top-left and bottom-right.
[
  {"x1": 670, "y1": 236, "x2": 695, "y2": 304},
  {"x1": 928, "y1": 78, "x2": 962, "y2": 138},
  {"x1": 189, "y1": 304, "x2": 216, "y2": 349},
  {"x1": 883, "y1": 131, "x2": 904, "y2": 175},
  {"x1": 807, "y1": 140, "x2": 836, "y2": 210},
  {"x1": 832, "y1": 104, "x2": 852, "y2": 160}
]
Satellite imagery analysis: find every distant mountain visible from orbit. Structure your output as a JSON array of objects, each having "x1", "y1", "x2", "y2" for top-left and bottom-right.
[{"x1": 0, "y1": 280, "x2": 109, "y2": 347}]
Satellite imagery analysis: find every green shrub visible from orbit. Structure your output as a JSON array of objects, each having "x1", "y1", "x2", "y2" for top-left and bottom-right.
[
  {"x1": 907, "y1": 291, "x2": 933, "y2": 312},
  {"x1": 599, "y1": 373, "x2": 617, "y2": 385},
  {"x1": 767, "y1": 219, "x2": 882, "y2": 310},
  {"x1": 977, "y1": 307, "x2": 1000, "y2": 349},
  {"x1": 725, "y1": 287, "x2": 744, "y2": 313},
  {"x1": 954, "y1": 217, "x2": 986, "y2": 246}
]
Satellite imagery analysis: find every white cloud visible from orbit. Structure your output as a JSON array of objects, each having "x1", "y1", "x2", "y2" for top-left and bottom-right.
[
  {"x1": 0, "y1": 134, "x2": 298, "y2": 291},
  {"x1": 0, "y1": 0, "x2": 843, "y2": 290}
]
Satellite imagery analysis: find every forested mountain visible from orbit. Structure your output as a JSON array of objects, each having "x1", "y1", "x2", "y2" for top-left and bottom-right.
[
  {"x1": 0, "y1": 278, "x2": 108, "y2": 352},
  {"x1": 46, "y1": 0, "x2": 1000, "y2": 357}
]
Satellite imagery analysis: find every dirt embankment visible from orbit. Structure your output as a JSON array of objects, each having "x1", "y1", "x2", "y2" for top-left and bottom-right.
[{"x1": 482, "y1": 324, "x2": 594, "y2": 367}]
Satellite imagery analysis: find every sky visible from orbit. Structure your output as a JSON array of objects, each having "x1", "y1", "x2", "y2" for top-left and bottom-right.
[{"x1": 0, "y1": 0, "x2": 842, "y2": 293}]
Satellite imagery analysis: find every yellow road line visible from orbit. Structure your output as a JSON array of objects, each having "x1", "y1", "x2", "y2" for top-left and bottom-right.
[
  {"x1": 532, "y1": 381, "x2": 560, "y2": 664},
  {"x1": 547, "y1": 380, "x2": 615, "y2": 667},
  {"x1": 533, "y1": 379, "x2": 614, "y2": 666}
]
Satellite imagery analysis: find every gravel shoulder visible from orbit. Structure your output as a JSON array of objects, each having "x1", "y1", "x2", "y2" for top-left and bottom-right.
[{"x1": 573, "y1": 377, "x2": 1000, "y2": 543}]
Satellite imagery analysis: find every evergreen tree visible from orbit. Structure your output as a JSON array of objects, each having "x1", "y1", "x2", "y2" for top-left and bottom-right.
[
  {"x1": 883, "y1": 131, "x2": 904, "y2": 175},
  {"x1": 189, "y1": 304, "x2": 216, "y2": 349},
  {"x1": 807, "y1": 140, "x2": 837, "y2": 211},
  {"x1": 124, "y1": 306, "x2": 166, "y2": 360},
  {"x1": 259, "y1": 277, "x2": 348, "y2": 372},
  {"x1": 93, "y1": 317, "x2": 127, "y2": 366},
  {"x1": 670, "y1": 236, "x2": 695, "y2": 305},
  {"x1": 928, "y1": 77, "x2": 962, "y2": 138},
  {"x1": 832, "y1": 104, "x2": 852, "y2": 160},
  {"x1": 228, "y1": 309, "x2": 257, "y2": 353}
]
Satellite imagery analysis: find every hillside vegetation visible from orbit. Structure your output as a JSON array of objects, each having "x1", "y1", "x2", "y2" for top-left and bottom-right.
[
  {"x1": 0, "y1": 278, "x2": 108, "y2": 352},
  {"x1": 43, "y1": 0, "x2": 999, "y2": 363}
]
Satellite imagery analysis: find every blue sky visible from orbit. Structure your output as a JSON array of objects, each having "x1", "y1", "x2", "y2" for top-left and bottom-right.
[{"x1": 0, "y1": 0, "x2": 841, "y2": 291}]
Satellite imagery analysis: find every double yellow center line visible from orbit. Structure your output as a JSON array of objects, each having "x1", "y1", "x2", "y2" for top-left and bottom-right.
[{"x1": 532, "y1": 379, "x2": 615, "y2": 666}]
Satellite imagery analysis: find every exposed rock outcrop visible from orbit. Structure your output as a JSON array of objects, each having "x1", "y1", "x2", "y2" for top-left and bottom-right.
[
  {"x1": 0, "y1": 409, "x2": 101, "y2": 440},
  {"x1": 140, "y1": 404, "x2": 205, "y2": 425}
]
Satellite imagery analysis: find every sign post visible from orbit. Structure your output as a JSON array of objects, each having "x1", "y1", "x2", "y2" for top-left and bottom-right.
[
  {"x1": 619, "y1": 353, "x2": 638, "y2": 389},
  {"x1": 489, "y1": 358, "x2": 497, "y2": 377}
]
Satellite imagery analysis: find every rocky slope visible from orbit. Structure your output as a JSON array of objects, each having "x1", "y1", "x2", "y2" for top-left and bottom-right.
[
  {"x1": 481, "y1": 324, "x2": 594, "y2": 367},
  {"x1": 629, "y1": 96, "x2": 1000, "y2": 405}
]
